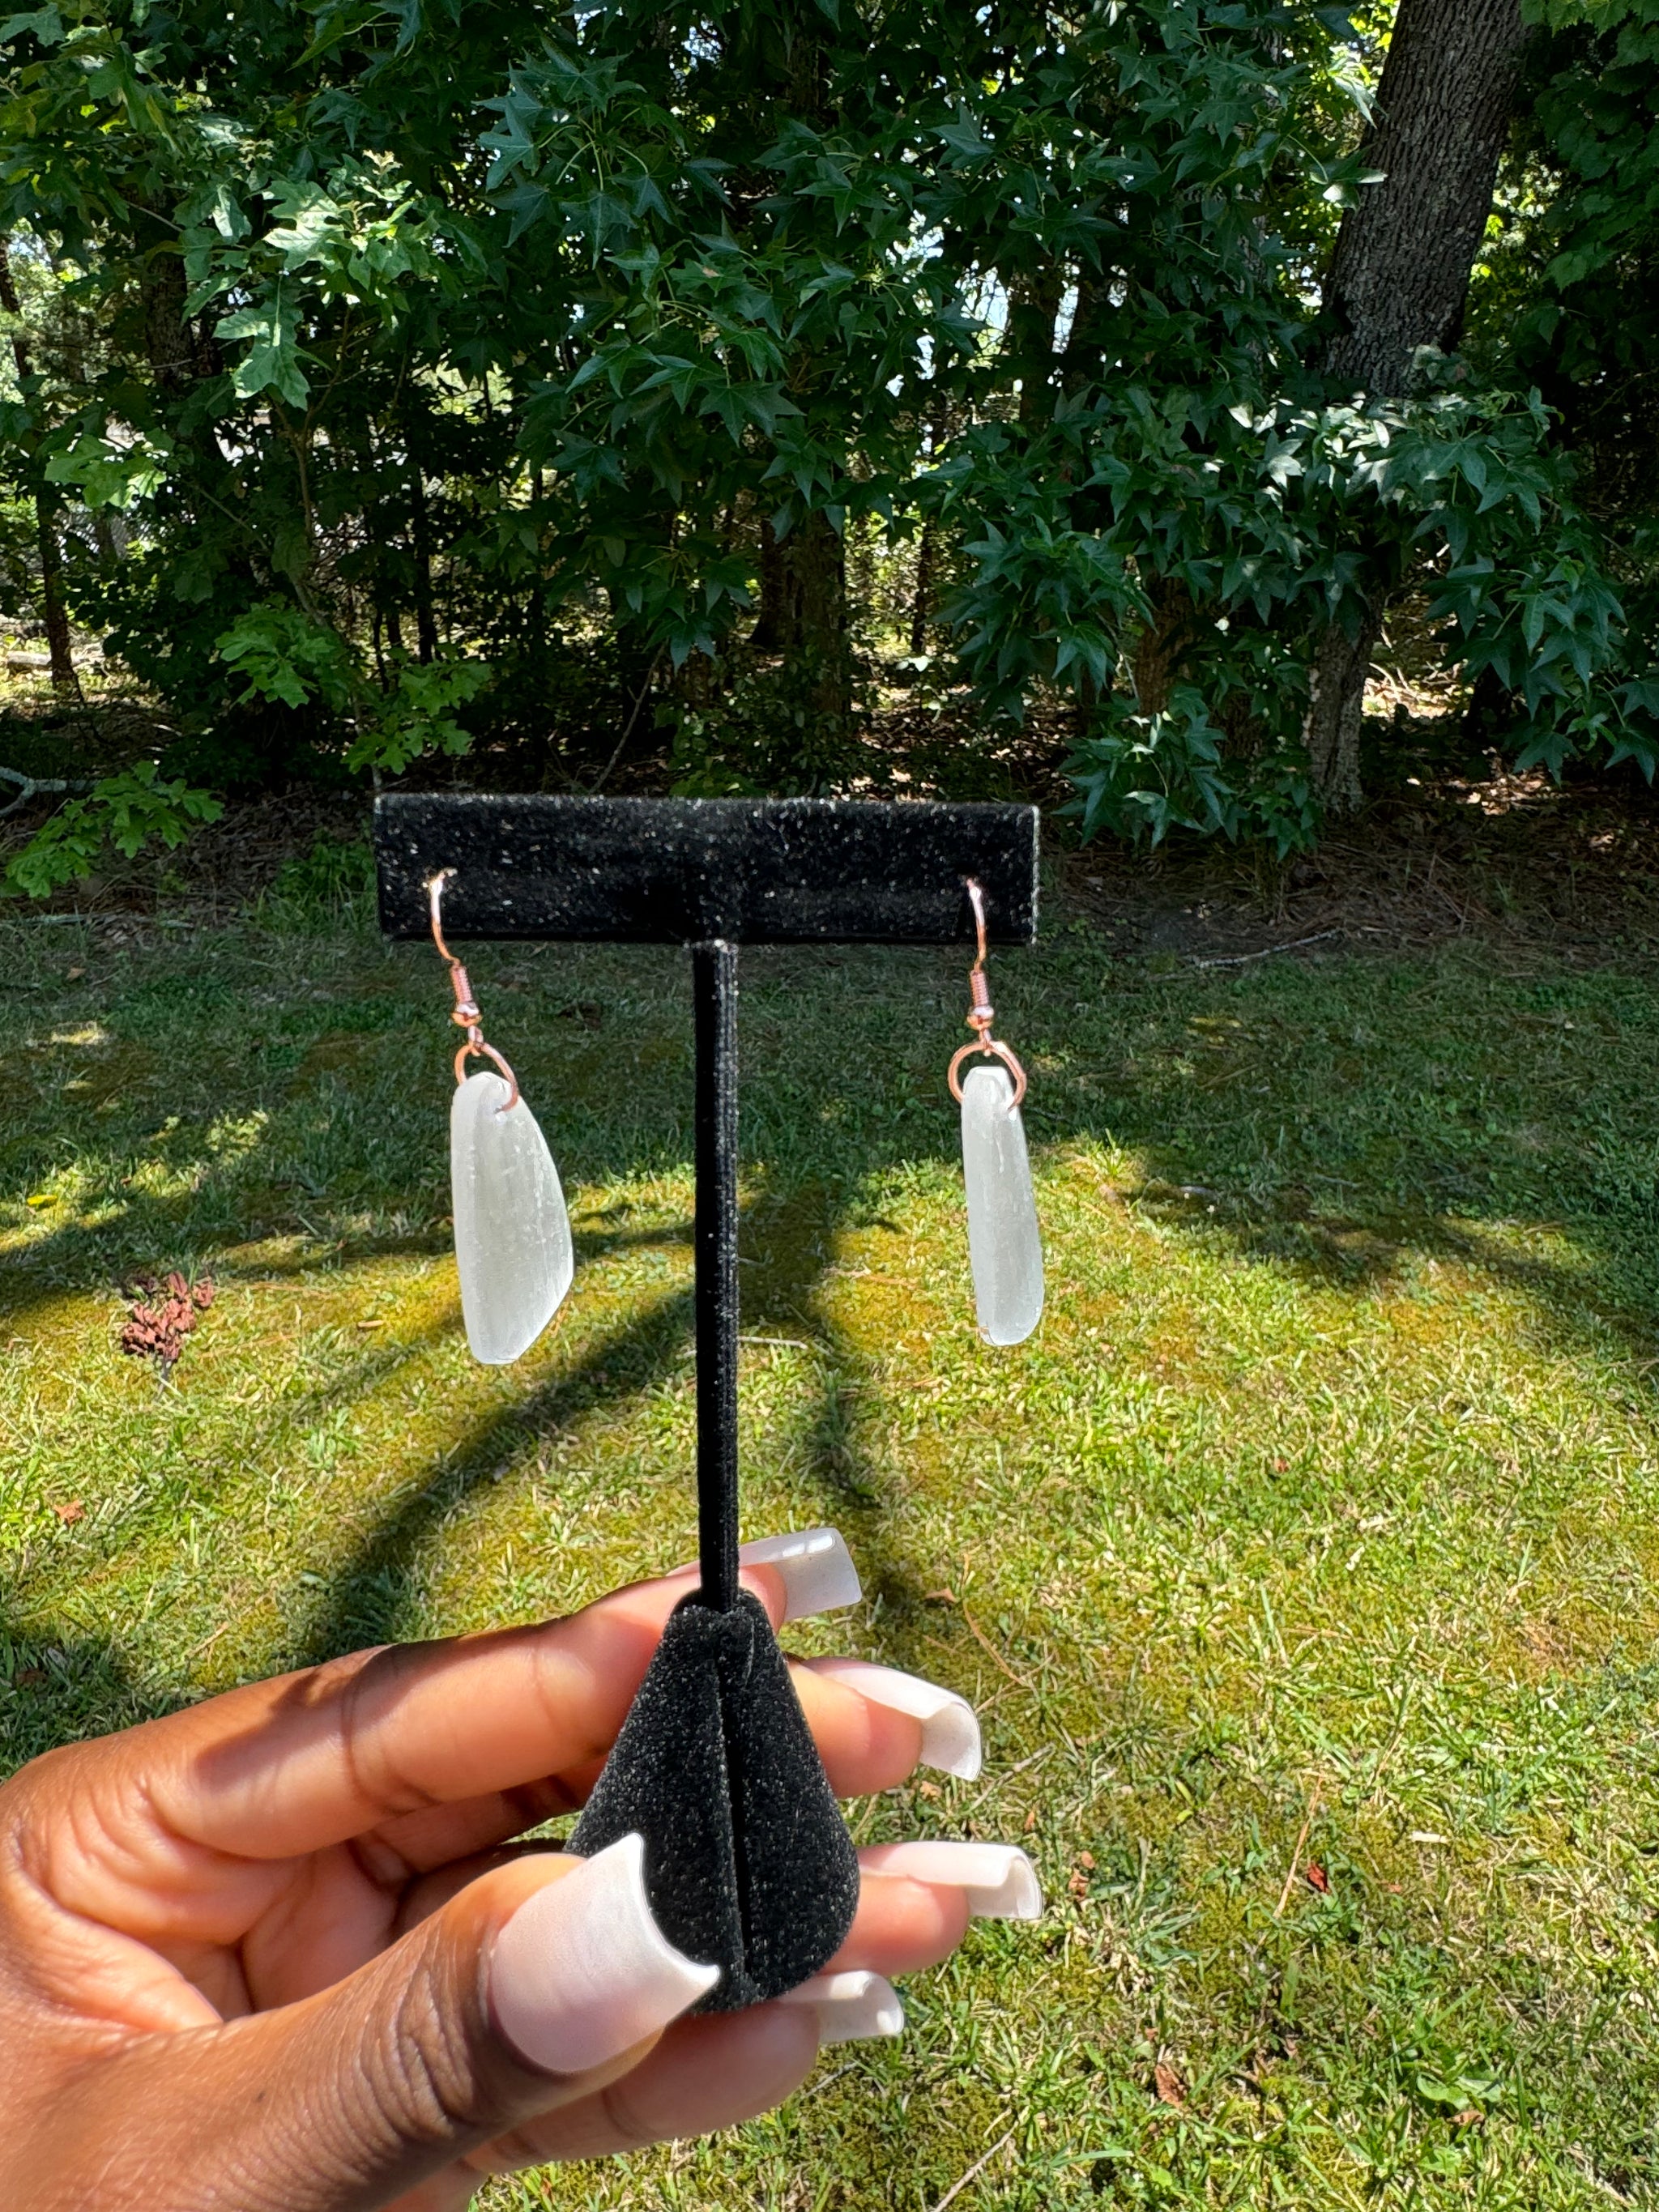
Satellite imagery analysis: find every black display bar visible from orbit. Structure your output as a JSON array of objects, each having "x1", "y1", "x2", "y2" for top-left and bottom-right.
[{"x1": 373, "y1": 794, "x2": 1038, "y2": 946}]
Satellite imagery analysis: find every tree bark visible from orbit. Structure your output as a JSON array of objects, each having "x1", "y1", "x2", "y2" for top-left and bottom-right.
[
  {"x1": 135, "y1": 215, "x2": 225, "y2": 398},
  {"x1": 908, "y1": 518, "x2": 935, "y2": 657},
  {"x1": 407, "y1": 455, "x2": 438, "y2": 664},
  {"x1": 1305, "y1": 0, "x2": 1530, "y2": 812},
  {"x1": 1324, "y1": 0, "x2": 1531, "y2": 393},
  {"x1": 754, "y1": 508, "x2": 849, "y2": 722},
  {"x1": 1128, "y1": 579, "x2": 1202, "y2": 717},
  {"x1": 1005, "y1": 266, "x2": 1063, "y2": 428},
  {"x1": 0, "y1": 237, "x2": 75, "y2": 694},
  {"x1": 1300, "y1": 611, "x2": 1376, "y2": 817}
]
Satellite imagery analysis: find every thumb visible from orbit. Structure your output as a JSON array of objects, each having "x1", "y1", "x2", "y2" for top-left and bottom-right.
[{"x1": 37, "y1": 1835, "x2": 718, "y2": 2212}]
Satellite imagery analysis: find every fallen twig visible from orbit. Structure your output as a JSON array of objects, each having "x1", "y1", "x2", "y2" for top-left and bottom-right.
[
  {"x1": 1190, "y1": 930, "x2": 1341, "y2": 970},
  {"x1": 960, "y1": 1608, "x2": 1035, "y2": 1690},
  {"x1": 0, "y1": 764, "x2": 94, "y2": 819},
  {"x1": 1273, "y1": 1782, "x2": 1323, "y2": 1920},
  {"x1": 928, "y1": 2127, "x2": 1017, "y2": 2212}
]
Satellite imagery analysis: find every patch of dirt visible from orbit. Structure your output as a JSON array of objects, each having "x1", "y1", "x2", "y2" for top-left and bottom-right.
[{"x1": 1056, "y1": 750, "x2": 1659, "y2": 967}]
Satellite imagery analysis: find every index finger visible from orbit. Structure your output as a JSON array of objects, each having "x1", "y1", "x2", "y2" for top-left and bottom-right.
[
  {"x1": 142, "y1": 1563, "x2": 738, "y2": 1860},
  {"x1": 89, "y1": 1548, "x2": 930, "y2": 1866}
]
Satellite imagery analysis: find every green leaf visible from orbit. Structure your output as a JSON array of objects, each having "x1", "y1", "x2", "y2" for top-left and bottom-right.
[{"x1": 0, "y1": 6, "x2": 62, "y2": 45}]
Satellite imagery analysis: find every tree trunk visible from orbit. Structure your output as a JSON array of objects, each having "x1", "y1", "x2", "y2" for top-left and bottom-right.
[
  {"x1": 909, "y1": 518, "x2": 935, "y2": 656},
  {"x1": 753, "y1": 509, "x2": 850, "y2": 722},
  {"x1": 0, "y1": 237, "x2": 75, "y2": 695},
  {"x1": 1305, "y1": 0, "x2": 1530, "y2": 812},
  {"x1": 1324, "y1": 0, "x2": 1531, "y2": 393},
  {"x1": 784, "y1": 509, "x2": 850, "y2": 723},
  {"x1": 1301, "y1": 612, "x2": 1376, "y2": 817},
  {"x1": 1006, "y1": 266, "x2": 1063, "y2": 427},
  {"x1": 1128, "y1": 579, "x2": 1201, "y2": 717},
  {"x1": 139, "y1": 238, "x2": 195, "y2": 397},
  {"x1": 135, "y1": 215, "x2": 226, "y2": 401},
  {"x1": 33, "y1": 502, "x2": 75, "y2": 693},
  {"x1": 744, "y1": 15, "x2": 849, "y2": 727},
  {"x1": 753, "y1": 515, "x2": 787, "y2": 653},
  {"x1": 408, "y1": 456, "x2": 437, "y2": 664}
]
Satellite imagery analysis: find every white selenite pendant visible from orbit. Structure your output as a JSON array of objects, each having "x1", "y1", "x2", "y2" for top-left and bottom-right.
[
  {"x1": 450, "y1": 1071, "x2": 573, "y2": 1364},
  {"x1": 960, "y1": 1061, "x2": 1043, "y2": 1346}
]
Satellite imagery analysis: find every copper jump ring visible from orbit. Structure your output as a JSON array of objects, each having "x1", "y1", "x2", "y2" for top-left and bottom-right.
[
  {"x1": 427, "y1": 869, "x2": 521, "y2": 1110},
  {"x1": 947, "y1": 877, "x2": 1027, "y2": 1111}
]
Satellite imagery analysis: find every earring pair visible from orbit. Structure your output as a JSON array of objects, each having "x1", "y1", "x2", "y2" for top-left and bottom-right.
[
  {"x1": 948, "y1": 879, "x2": 1043, "y2": 1346},
  {"x1": 429, "y1": 870, "x2": 574, "y2": 1365},
  {"x1": 425, "y1": 867, "x2": 1040, "y2": 1362}
]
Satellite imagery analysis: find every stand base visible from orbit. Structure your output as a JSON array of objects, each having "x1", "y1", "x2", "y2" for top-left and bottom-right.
[{"x1": 569, "y1": 1592, "x2": 859, "y2": 2010}]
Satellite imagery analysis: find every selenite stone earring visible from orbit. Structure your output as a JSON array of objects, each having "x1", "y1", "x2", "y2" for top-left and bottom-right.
[
  {"x1": 948, "y1": 876, "x2": 1043, "y2": 1345},
  {"x1": 429, "y1": 868, "x2": 574, "y2": 1363}
]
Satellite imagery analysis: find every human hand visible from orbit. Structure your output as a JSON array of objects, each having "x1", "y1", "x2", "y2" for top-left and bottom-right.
[{"x1": 0, "y1": 1530, "x2": 1039, "y2": 2211}]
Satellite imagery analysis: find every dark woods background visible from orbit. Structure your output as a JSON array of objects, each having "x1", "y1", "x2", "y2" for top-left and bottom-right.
[{"x1": 1, "y1": 0, "x2": 1657, "y2": 892}]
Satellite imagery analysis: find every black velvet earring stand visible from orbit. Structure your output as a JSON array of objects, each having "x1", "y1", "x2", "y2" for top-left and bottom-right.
[{"x1": 375, "y1": 796, "x2": 1038, "y2": 2009}]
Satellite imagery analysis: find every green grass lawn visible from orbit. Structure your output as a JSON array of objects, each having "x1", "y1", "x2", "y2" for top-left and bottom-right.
[{"x1": 6, "y1": 863, "x2": 1659, "y2": 2209}]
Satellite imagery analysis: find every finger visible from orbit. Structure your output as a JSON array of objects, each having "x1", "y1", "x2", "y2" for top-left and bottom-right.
[
  {"x1": 375, "y1": 1651, "x2": 982, "y2": 1881},
  {"x1": 35, "y1": 1838, "x2": 719, "y2": 2212},
  {"x1": 363, "y1": 1640, "x2": 972, "y2": 1886},
  {"x1": 736, "y1": 1527, "x2": 863, "y2": 1621},
  {"x1": 830, "y1": 1842, "x2": 1044, "y2": 1975},
  {"x1": 77, "y1": 1560, "x2": 787, "y2": 1866},
  {"x1": 788, "y1": 1657, "x2": 982, "y2": 1793},
  {"x1": 392, "y1": 1841, "x2": 1045, "y2": 2184},
  {"x1": 398, "y1": 1831, "x2": 1042, "y2": 1963},
  {"x1": 467, "y1": 2005, "x2": 821, "y2": 2172},
  {"x1": 103, "y1": 1533, "x2": 891, "y2": 1869}
]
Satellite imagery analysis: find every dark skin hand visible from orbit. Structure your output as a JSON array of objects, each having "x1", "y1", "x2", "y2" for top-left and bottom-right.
[{"x1": 0, "y1": 1561, "x2": 980, "y2": 2211}]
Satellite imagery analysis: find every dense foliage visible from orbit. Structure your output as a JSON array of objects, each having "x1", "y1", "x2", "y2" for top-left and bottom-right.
[{"x1": 0, "y1": 0, "x2": 1657, "y2": 884}]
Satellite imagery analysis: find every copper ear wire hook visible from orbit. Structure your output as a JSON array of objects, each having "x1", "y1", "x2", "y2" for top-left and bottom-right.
[
  {"x1": 947, "y1": 876, "x2": 1028, "y2": 1111},
  {"x1": 427, "y1": 869, "x2": 521, "y2": 1107}
]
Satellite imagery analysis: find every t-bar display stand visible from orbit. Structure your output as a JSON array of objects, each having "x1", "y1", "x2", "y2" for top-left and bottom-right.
[{"x1": 375, "y1": 794, "x2": 1038, "y2": 2010}]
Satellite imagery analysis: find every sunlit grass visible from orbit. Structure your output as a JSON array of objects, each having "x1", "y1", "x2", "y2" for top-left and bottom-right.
[{"x1": 4, "y1": 886, "x2": 1659, "y2": 2208}]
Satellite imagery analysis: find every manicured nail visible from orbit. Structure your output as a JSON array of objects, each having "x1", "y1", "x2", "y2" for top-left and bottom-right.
[
  {"x1": 860, "y1": 1840, "x2": 1043, "y2": 1920},
  {"x1": 776, "y1": 1969, "x2": 904, "y2": 2045},
  {"x1": 805, "y1": 1658, "x2": 983, "y2": 1780},
  {"x1": 739, "y1": 1528, "x2": 863, "y2": 1622},
  {"x1": 488, "y1": 1835, "x2": 719, "y2": 2075}
]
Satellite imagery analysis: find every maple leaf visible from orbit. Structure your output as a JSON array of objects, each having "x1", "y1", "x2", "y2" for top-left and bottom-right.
[{"x1": 1305, "y1": 1861, "x2": 1330, "y2": 1894}]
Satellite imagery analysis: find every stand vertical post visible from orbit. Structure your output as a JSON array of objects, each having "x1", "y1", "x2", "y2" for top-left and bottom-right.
[{"x1": 693, "y1": 940, "x2": 740, "y2": 1611}]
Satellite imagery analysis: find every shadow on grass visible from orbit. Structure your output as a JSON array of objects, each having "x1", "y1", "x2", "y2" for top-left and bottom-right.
[
  {"x1": 10, "y1": 935, "x2": 1659, "y2": 1694},
  {"x1": 0, "y1": 1622, "x2": 173, "y2": 1767},
  {"x1": 294, "y1": 1174, "x2": 939, "y2": 1662}
]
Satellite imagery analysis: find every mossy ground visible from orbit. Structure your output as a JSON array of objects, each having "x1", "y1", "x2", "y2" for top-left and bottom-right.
[{"x1": 5, "y1": 875, "x2": 1659, "y2": 2209}]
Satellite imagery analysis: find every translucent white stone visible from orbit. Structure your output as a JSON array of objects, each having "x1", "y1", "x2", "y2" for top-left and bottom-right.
[
  {"x1": 450, "y1": 1072, "x2": 573, "y2": 1364},
  {"x1": 961, "y1": 1061, "x2": 1043, "y2": 1346}
]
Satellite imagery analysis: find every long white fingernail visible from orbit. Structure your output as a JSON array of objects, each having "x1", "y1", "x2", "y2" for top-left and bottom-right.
[
  {"x1": 806, "y1": 1659, "x2": 983, "y2": 1780},
  {"x1": 777, "y1": 1969, "x2": 904, "y2": 2045},
  {"x1": 860, "y1": 1841, "x2": 1043, "y2": 1920},
  {"x1": 739, "y1": 1528, "x2": 863, "y2": 1621},
  {"x1": 488, "y1": 1835, "x2": 719, "y2": 2074}
]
